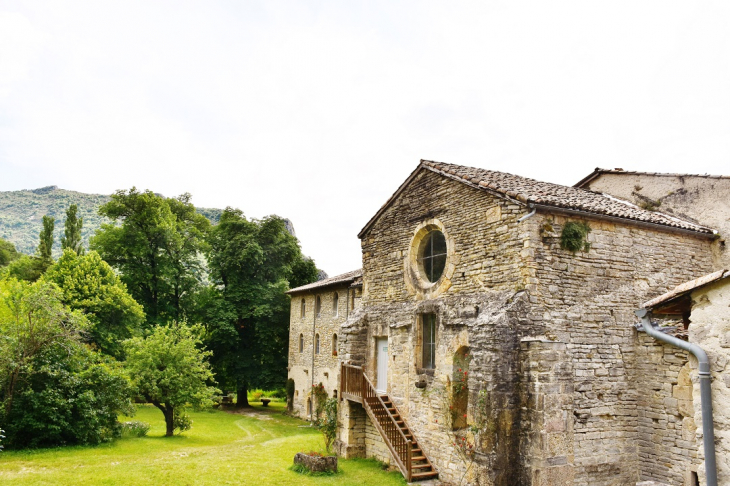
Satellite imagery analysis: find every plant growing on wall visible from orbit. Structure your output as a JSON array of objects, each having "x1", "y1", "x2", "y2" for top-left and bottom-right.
[
  {"x1": 559, "y1": 221, "x2": 591, "y2": 253},
  {"x1": 311, "y1": 382, "x2": 329, "y2": 420}
]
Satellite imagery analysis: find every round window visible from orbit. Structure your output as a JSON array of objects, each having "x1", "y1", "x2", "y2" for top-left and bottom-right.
[{"x1": 418, "y1": 230, "x2": 447, "y2": 283}]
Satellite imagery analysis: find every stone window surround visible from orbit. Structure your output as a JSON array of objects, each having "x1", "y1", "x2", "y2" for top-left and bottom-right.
[
  {"x1": 420, "y1": 313, "x2": 437, "y2": 370},
  {"x1": 301, "y1": 298, "x2": 306, "y2": 318},
  {"x1": 404, "y1": 218, "x2": 458, "y2": 299}
]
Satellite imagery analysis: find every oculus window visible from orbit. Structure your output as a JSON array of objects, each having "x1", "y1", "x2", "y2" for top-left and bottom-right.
[{"x1": 418, "y1": 230, "x2": 447, "y2": 283}]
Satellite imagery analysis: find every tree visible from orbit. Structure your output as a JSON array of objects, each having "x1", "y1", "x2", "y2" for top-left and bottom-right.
[
  {"x1": 37, "y1": 215, "x2": 55, "y2": 269},
  {"x1": 0, "y1": 239, "x2": 19, "y2": 268},
  {"x1": 61, "y1": 204, "x2": 84, "y2": 255},
  {"x1": 45, "y1": 250, "x2": 145, "y2": 358},
  {"x1": 123, "y1": 322, "x2": 219, "y2": 436},
  {"x1": 91, "y1": 189, "x2": 210, "y2": 327},
  {"x1": 0, "y1": 279, "x2": 134, "y2": 448},
  {"x1": 205, "y1": 209, "x2": 318, "y2": 407}
]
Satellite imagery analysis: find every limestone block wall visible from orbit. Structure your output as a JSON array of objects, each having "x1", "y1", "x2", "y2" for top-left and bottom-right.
[
  {"x1": 635, "y1": 335, "x2": 698, "y2": 485},
  {"x1": 519, "y1": 340, "x2": 575, "y2": 486},
  {"x1": 582, "y1": 173, "x2": 730, "y2": 269},
  {"x1": 288, "y1": 286, "x2": 351, "y2": 419},
  {"x1": 529, "y1": 211, "x2": 714, "y2": 485},
  {"x1": 360, "y1": 169, "x2": 531, "y2": 306},
  {"x1": 689, "y1": 280, "x2": 730, "y2": 486}
]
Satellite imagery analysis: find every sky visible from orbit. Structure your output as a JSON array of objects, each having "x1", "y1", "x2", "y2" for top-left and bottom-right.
[{"x1": 1, "y1": 1, "x2": 729, "y2": 276}]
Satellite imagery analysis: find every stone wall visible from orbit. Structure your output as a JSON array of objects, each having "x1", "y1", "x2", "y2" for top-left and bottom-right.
[
  {"x1": 581, "y1": 172, "x2": 730, "y2": 269},
  {"x1": 528, "y1": 212, "x2": 714, "y2": 485},
  {"x1": 689, "y1": 279, "x2": 730, "y2": 486},
  {"x1": 635, "y1": 334, "x2": 698, "y2": 485}
]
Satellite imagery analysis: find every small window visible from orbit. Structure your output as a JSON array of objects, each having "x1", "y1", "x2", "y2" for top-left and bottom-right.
[
  {"x1": 315, "y1": 333, "x2": 320, "y2": 354},
  {"x1": 299, "y1": 334, "x2": 304, "y2": 353},
  {"x1": 301, "y1": 299, "x2": 306, "y2": 318},
  {"x1": 333, "y1": 292, "x2": 339, "y2": 317},
  {"x1": 422, "y1": 313, "x2": 436, "y2": 369},
  {"x1": 316, "y1": 296, "x2": 322, "y2": 317},
  {"x1": 332, "y1": 334, "x2": 338, "y2": 356},
  {"x1": 333, "y1": 389, "x2": 338, "y2": 398},
  {"x1": 307, "y1": 398, "x2": 312, "y2": 415},
  {"x1": 418, "y1": 231, "x2": 447, "y2": 283}
]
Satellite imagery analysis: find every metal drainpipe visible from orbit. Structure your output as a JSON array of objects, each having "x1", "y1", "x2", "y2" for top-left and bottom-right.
[
  {"x1": 517, "y1": 204, "x2": 536, "y2": 222},
  {"x1": 634, "y1": 308, "x2": 717, "y2": 486}
]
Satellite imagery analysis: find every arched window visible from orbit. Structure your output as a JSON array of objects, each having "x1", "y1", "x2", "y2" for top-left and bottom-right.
[
  {"x1": 315, "y1": 333, "x2": 320, "y2": 354},
  {"x1": 332, "y1": 334, "x2": 338, "y2": 356},
  {"x1": 451, "y1": 346, "x2": 470, "y2": 430},
  {"x1": 333, "y1": 292, "x2": 339, "y2": 317},
  {"x1": 299, "y1": 334, "x2": 304, "y2": 353},
  {"x1": 316, "y1": 296, "x2": 322, "y2": 317},
  {"x1": 301, "y1": 298, "x2": 306, "y2": 318}
]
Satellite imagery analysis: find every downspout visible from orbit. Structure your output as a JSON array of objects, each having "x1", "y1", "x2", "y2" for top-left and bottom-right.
[
  {"x1": 518, "y1": 204, "x2": 536, "y2": 223},
  {"x1": 634, "y1": 308, "x2": 717, "y2": 486}
]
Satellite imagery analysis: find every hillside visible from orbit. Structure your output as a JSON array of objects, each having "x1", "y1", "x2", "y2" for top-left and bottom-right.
[{"x1": 0, "y1": 186, "x2": 223, "y2": 256}]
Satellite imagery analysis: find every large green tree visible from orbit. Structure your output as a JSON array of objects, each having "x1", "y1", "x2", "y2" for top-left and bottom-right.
[
  {"x1": 205, "y1": 209, "x2": 318, "y2": 407},
  {"x1": 123, "y1": 323, "x2": 218, "y2": 436},
  {"x1": 90, "y1": 189, "x2": 210, "y2": 327},
  {"x1": 0, "y1": 279, "x2": 133, "y2": 448},
  {"x1": 45, "y1": 250, "x2": 145, "y2": 358},
  {"x1": 61, "y1": 204, "x2": 84, "y2": 255},
  {"x1": 0, "y1": 239, "x2": 19, "y2": 268}
]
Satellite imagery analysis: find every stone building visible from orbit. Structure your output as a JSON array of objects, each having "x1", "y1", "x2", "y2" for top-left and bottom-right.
[
  {"x1": 640, "y1": 269, "x2": 730, "y2": 486},
  {"x1": 575, "y1": 168, "x2": 729, "y2": 269},
  {"x1": 287, "y1": 160, "x2": 725, "y2": 485},
  {"x1": 286, "y1": 269, "x2": 362, "y2": 419}
]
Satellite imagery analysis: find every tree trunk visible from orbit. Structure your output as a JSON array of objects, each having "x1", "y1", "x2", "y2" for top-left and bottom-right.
[
  {"x1": 236, "y1": 382, "x2": 250, "y2": 408},
  {"x1": 151, "y1": 399, "x2": 175, "y2": 436}
]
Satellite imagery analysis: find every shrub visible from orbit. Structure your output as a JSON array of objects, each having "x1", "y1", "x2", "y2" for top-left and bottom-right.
[
  {"x1": 318, "y1": 398, "x2": 338, "y2": 454},
  {"x1": 272, "y1": 387, "x2": 287, "y2": 399},
  {"x1": 560, "y1": 221, "x2": 591, "y2": 253},
  {"x1": 121, "y1": 421, "x2": 150, "y2": 438}
]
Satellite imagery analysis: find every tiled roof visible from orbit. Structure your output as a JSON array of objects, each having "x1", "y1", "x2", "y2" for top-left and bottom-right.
[
  {"x1": 286, "y1": 269, "x2": 363, "y2": 294},
  {"x1": 419, "y1": 160, "x2": 714, "y2": 235},
  {"x1": 642, "y1": 269, "x2": 730, "y2": 310},
  {"x1": 574, "y1": 167, "x2": 730, "y2": 188}
]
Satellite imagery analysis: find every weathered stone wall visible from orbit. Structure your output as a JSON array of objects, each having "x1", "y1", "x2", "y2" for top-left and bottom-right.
[
  {"x1": 519, "y1": 340, "x2": 575, "y2": 486},
  {"x1": 288, "y1": 286, "x2": 351, "y2": 418},
  {"x1": 529, "y1": 212, "x2": 714, "y2": 485},
  {"x1": 689, "y1": 279, "x2": 730, "y2": 486},
  {"x1": 635, "y1": 335, "x2": 698, "y2": 485},
  {"x1": 582, "y1": 173, "x2": 730, "y2": 269}
]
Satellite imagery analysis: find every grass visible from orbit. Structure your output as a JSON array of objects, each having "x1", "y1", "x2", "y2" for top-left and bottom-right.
[{"x1": 0, "y1": 402, "x2": 406, "y2": 486}]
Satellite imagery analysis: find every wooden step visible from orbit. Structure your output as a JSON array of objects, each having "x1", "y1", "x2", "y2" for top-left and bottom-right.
[{"x1": 411, "y1": 471, "x2": 439, "y2": 480}]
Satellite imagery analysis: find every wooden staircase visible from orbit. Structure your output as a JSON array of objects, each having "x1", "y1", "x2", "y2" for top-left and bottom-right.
[{"x1": 341, "y1": 364, "x2": 438, "y2": 482}]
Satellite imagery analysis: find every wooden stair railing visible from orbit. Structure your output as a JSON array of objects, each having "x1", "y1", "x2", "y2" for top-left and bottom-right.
[{"x1": 340, "y1": 364, "x2": 438, "y2": 482}]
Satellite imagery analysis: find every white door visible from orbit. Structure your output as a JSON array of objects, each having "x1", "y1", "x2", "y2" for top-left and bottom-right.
[{"x1": 376, "y1": 337, "x2": 388, "y2": 393}]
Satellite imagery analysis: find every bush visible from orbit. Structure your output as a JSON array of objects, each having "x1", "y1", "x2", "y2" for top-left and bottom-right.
[
  {"x1": 272, "y1": 387, "x2": 287, "y2": 399},
  {"x1": 318, "y1": 398, "x2": 338, "y2": 454},
  {"x1": 121, "y1": 421, "x2": 150, "y2": 438}
]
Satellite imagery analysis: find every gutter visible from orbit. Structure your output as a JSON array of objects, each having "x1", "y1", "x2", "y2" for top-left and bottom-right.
[
  {"x1": 634, "y1": 308, "x2": 717, "y2": 486},
  {"x1": 532, "y1": 204, "x2": 715, "y2": 239}
]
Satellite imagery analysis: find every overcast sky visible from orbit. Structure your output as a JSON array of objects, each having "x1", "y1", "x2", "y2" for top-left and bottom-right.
[{"x1": 1, "y1": 1, "x2": 729, "y2": 276}]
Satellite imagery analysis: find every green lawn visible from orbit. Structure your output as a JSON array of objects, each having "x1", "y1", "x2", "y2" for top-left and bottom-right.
[{"x1": 0, "y1": 402, "x2": 406, "y2": 486}]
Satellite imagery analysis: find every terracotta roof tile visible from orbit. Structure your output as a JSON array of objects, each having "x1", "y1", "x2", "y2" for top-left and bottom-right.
[
  {"x1": 287, "y1": 269, "x2": 363, "y2": 294},
  {"x1": 421, "y1": 160, "x2": 714, "y2": 234}
]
